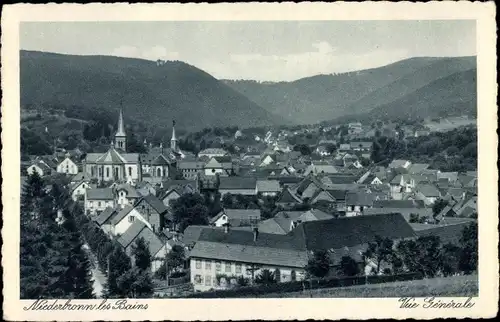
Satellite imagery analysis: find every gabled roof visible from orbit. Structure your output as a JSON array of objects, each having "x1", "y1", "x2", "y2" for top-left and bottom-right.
[
  {"x1": 292, "y1": 213, "x2": 416, "y2": 251},
  {"x1": 151, "y1": 154, "x2": 171, "y2": 166},
  {"x1": 210, "y1": 209, "x2": 262, "y2": 225},
  {"x1": 117, "y1": 220, "x2": 146, "y2": 248},
  {"x1": 325, "y1": 189, "x2": 348, "y2": 201},
  {"x1": 218, "y1": 177, "x2": 257, "y2": 190},
  {"x1": 388, "y1": 159, "x2": 410, "y2": 168},
  {"x1": 135, "y1": 225, "x2": 165, "y2": 256},
  {"x1": 86, "y1": 188, "x2": 114, "y2": 200},
  {"x1": 256, "y1": 180, "x2": 281, "y2": 192},
  {"x1": 115, "y1": 184, "x2": 141, "y2": 198},
  {"x1": 408, "y1": 163, "x2": 430, "y2": 174},
  {"x1": 139, "y1": 194, "x2": 168, "y2": 214},
  {"x1": 190, "y1": 241, "x2": 308, "y2": 268},
  {"x1": 95, "y1": 148, "x2": 127, "y2": 164},
  {"x1": 372, "y1": 199, "x2": 425, "y2": 209},
  {"x1": 95, "y1": 207, "x2": 117, "y2": 226},
  {"x1": 177, "y1": 160, "x2": 205, "y2": 169},
  {"x1": 276, "y1": 188, "x2": 302, "y2": 204},
  {"x1": 345, "y1": 192, "x2": 375, "y2": 206},
  {"x1": 110, "y1": 205, "x2": 135, "y2": 225},
  {"x1": 414, "y1": 222, "x2": 475, "y2": 246},
  {"x1": 416, "y1": 184, "x2": 441, "y2": 198}
]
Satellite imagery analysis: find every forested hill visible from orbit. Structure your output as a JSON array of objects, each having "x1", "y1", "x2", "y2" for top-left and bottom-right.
[
  {"x1": 20, "y1": 50, "x2": 282, "y2": 131},
  {"x1": 223, "y1": 56, "x2": 477, "y2": 124}
]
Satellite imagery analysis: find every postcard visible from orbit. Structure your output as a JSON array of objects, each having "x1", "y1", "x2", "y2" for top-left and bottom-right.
[{"x1": 2, "y1": 2, "x2": 498, "y2": 321}]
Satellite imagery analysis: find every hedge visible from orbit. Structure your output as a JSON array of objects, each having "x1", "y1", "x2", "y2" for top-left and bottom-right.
[{"x1": 178, "y1": 272, "x2": 423, "y2": 298}]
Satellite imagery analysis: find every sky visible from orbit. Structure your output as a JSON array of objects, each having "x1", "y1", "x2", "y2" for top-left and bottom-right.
[{"x1": 20, "y1": 20, "x2": 476, "y2": 82}]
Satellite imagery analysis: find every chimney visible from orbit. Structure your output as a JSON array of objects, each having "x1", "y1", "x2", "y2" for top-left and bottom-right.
[{"x1": 253, "y1": 227, "x2": 259, "y2": 242}]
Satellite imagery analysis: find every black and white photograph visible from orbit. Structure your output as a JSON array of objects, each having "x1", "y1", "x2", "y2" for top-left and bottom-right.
[{"x1": 2, "y1": 2, "x2": 498, "y2": 321}]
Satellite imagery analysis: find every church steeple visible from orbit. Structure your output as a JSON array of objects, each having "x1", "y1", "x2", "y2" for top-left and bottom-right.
[
  {"x1": 115, "y1": 108, "x2": 127, "y2": 151},
  {"x1": 170, "y1": 120, "x2": 177, "y2": 151}
]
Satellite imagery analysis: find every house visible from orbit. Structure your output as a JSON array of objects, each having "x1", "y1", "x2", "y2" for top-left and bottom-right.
[
  {"x1": 27, "y1": 160, "x2": 53, "y2": 177},
  {"x1": 56, "y1": 157, "x2": 79, "y2": 175},
  {"x1": 177, "y1": 160, "x2": 205, "y2": 180},
  {"x1": 109, "y1": 204, "x2": 152, "y2": 236},
  {"x1": 70, "y1": 172, "x2": 90, "y2": 185},
  {"x1": 210, "y1": 209, "x2": 262, "y2": 227},
  {"x1": 117, "y1": 220, "x2": 167, "y2": 273},
  {"x1": 204, "y1": 156, "x2": 234, "y2": 176},
  {"x1": 218, "y1": 177, "x2": 257, "y2": 196},
  {"x1": 345, "y1": 192, "x2": 375, "y2": 217},
  {"x1": 338, "y1": 144, "x2": 351, "y2": 153},
  {"x1": 258, "y1": 209, "x2": 334, "y2": 235},
  {"x1": 407, "y1": 163, "x2": 430, "y2": 174},
  {"x1": 256, "y1": 180, "x2": 281, "y2": 196},
  {"x1": 135, "y1": 181, "x2": 157, "y2": 197},
  {"x1": 291, "y1": 213, "x2": 416, "y2": 272},
  {"x1": 189, "y1": 227, "x2": 308, "y2": 291},
  {"x1": 70, "y1": 180, "x2": 93, "y2": 202},
  {"x1": 415, "y1": 184, "x2": 441, "y2": 206},
  {"x1": 259, "y1": 154, "x2": 275, "y2": 167},
  {"x1": 293, "y1": 176, "x2": 325, "y2": 200},
  {"x1": 413, "y1": 222, "x2": 476, "y2": 246},
  {"x1": 93, "y1": 207, "x2": 118, "y2": 237},
  {"x1": 135, "y1": 194, "x2": 171, "y2": 233},
  {"x1": 437, "y1": 172, "x2": 459, "y2": 183},
  {"x1": 388, "y1": 160, "x2": 412, "y2": 169},
  {"x1": 389, "y1": 174, "x2": 416, "y2": 200},
  {"x1": 303, "y1": 162, "x2": 339, "y2": 176},
  {"x1": 114, "y1": 184, "x2": 142, "y2": 208},
  {"x1": 84, "y1": 188, "x2": 115, "y2": 216},
  {"x1": 275, "y1": 188, "x2": 303, "y2": 207},
  {"x1": 357, "y1": 172, "x2": 383, "y2": 185},
  {"x1": 311, "y1": 189, "x2": 348, "y2": 212},
  {"x1": 159, "y1": 180, "x2": 198, "y2": 207},
  {"x1": 349, "y1": 141, "x2": 372, "y2": 152},
  {"x1": 315, "y1": 146, "x2": 331, "y2": 156},
  {"x1": 364, "y1": 200, "x2": 431, "y2": 221},
  {"x1": 321, "y1": 174, "x2": 358, "y2": 186},
  {"x1": 198, "y1": 148, "x2": 229, "y2": 159}
]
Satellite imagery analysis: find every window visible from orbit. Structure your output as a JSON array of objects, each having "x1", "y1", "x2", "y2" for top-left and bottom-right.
[
  {"x1": 98, "y1": 167, "x2": 102, "y2": 176},
  {"x1": 128, "y1": 167, "x2": 132, "y2": 176},
  {"x1": 235, "y1": 263, "x2": 242, "y2": 273},
  {"x1": 215, "y1": 261, "x2": 221, "y2": 272},
  {"x1": 157, "y1": 168, "x2": 162, "y2": 177},
  {"x1": 205, "y1": 275, "x2": 211, "y2": 286},
  {"x1": 98, "y1": 201, "x2": 102, "y2": 207},
  {"x1": 205, "y1": 260, "x2": 212, "y2": 270},
  {"x1": 194, "y1": 275, "x2": 202, "y2": 284},
  {"x1": 106, "y1": 168, "x2": 110, "y2": 177},
  {"x1": 225, "y1": 262, "x2": 232, "y2": 273},
  {"x1": 195, "y1": 259, "x2": 202, "y2": 269},
  {"x1": 128, "y1": 215, "x2": 135, "y2": 223}
]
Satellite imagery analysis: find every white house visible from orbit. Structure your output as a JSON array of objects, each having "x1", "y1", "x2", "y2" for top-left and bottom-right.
[
  {"x1": 109, "y1": 205, "x2": 152, "y2": 236},
  {"x1": 56, "y1": 157, "x2": 79, "y2": 175},
  {"x1": 210, "y1": 209, "x2": 261, "y2": 227},
  {"x1": 70, "y1": 180, "x2": 92, "y2": 201},
  {"x1": 115, "y1": 184, "x2": 142, "y2": 209},
  {"x1": 84, "y1": 188, "x2": 115, "y2": 216},
  {"x1": 256, "y1": 180, "x2": 282, "y2": 197},
  {"x1": 27, "y1": 161, "x2": 53, "y2": 177},
  {"x1": 198, "y1": 148, "x2": 228, "y2": 159}
]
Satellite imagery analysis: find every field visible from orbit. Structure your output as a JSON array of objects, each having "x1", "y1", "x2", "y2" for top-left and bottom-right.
[
  {"x1": 425, "y1": 116, "x2": 476, "y2": 132},
  {"x1": 255, "y1": 274, "x2": 478, "y2": 298}
]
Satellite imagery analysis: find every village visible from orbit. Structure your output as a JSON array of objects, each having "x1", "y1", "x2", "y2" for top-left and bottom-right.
[{"x1": 21, "y1": 110, "x2": 478, "y2": 297}]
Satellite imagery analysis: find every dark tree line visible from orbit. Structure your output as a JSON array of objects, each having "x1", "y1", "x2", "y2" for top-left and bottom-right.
[{"x1": 20, "y1": 172, "x2": 94, "y2": 299}]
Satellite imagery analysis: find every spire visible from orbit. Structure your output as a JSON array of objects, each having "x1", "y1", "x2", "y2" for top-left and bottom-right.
[
  {"x1": 170, "y1": 120, "x2": 177, "y2": 151},
  {"x1": 116, "y1": 108, "x2": 126, "y2": 137}
]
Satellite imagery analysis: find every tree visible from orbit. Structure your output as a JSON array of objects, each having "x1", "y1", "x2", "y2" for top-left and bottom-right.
[
  {"x1": 339, "y1": 256, "x2": 360, "y2": 276},
  {"x1": 104, "y1": 245, "x2": 132, "y2": 298},
  {"x1": 363, "y1": 235, "x2": 394, "y2": 275},
  {"x1": 396, "y1": 236, "x2": 442, "y2": 278},
  {"x1": 432, "y1": 199, "x2": 449, "y2": 219},
  {"x1": 166, "y1": 245, "x2": 186, "y2": 275},
  {"x1": 255, "y1": 269, "x2": 277, "y2": 285},
  {"x1": 459, "y1": 223, "x2": 478, "y2": 274},
  {"x1": 171, "y1": 193, "x2": 210, "y2": 232},
  {"x1": 116, "y1": 267, "x2": 153, "y2": 298},
  {"x1": 305, "y1": 250, "x2": 331, "y2": 278},
  {"x1": 439, "y1": 243, "x2": 462, "y2": 277},
  {"x1": 132, "y1": 237, "x2": 151, "y2": 272},
  {"x1": 325, "y1": 144, "x2": 337, "y2": 154}
]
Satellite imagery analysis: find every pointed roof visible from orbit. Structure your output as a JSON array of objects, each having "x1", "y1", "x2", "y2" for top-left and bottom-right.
[
  {"x1": 115, "y1": 109, "x2": 126, "y2": 137},
  {"x1": 95, "y1": 147, "x2": 127, "y2": 164},
  {"x1": 171, "y1": 120, "x2": 177, "y2": 142}
]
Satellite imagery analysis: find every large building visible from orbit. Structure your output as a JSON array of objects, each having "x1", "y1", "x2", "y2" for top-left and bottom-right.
[{"x1": 84, "y1": 109, "x2": 142, "y2": 183}]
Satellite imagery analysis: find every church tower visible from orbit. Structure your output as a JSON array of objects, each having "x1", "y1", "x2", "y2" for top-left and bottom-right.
[
  {"x1": 170, "y1": 120, "x2": 177, "y2": 151},
  {"x1": 115, "y1": 108, "x2": 127, "y2": 152}
]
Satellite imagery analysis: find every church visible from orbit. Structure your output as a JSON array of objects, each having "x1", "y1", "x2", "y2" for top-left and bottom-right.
[{"x1": 84, "y1": 109, "x2": 142, "y2": 183}]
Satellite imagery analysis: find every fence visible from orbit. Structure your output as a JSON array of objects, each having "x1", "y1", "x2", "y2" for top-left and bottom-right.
[{"x1": 178, "y1": 272, "x2": 423, "y2": 298}]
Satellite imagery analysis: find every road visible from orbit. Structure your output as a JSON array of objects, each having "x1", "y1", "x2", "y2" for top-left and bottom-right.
[{"x1": 82, "y1": 243, "x2": 107, "y2": 298}]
